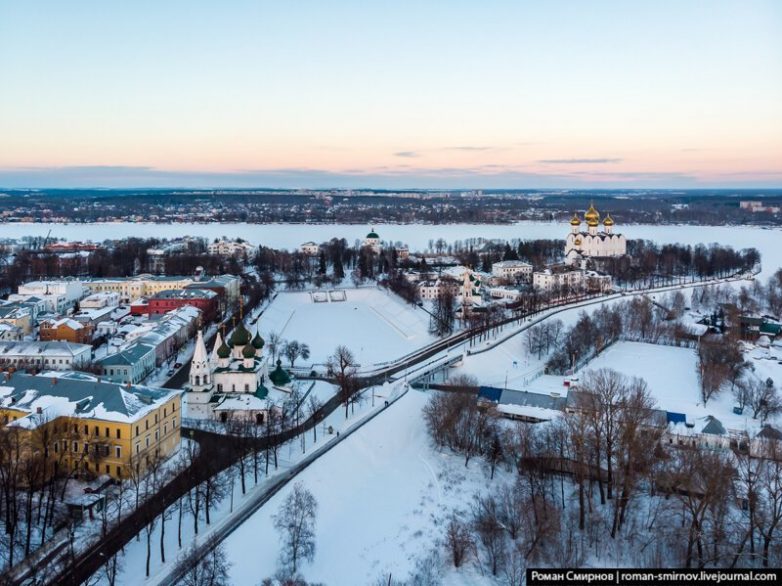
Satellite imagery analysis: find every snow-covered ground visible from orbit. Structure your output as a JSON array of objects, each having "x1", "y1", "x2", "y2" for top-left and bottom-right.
[
  {"x1": 259, "y1": 288, "x2": 435, "y2": 367},
  {"x1": 220, "y1": 388, "x2": 500, "y2": 586},
  {"x1": 4, "y1": 221, "x2": 780, "y2": 278},
  {"x1": 528, "y1": 341, "x2": 781, "y2": 435},
  {"x1": 99, "y1": 382, "x2": 404, "y2": 586}
]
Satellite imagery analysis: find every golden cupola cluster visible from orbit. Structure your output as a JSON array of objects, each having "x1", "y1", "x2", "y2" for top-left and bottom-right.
[
  {"x1": 569, "y1": 214, "x2": 582, "y2": 226},
  {"x1": 603, "y1": 213, "x2": 615, "y2": 227},
  {"x1": 584, "y1": 203, "x2": 600, "y2": 226}
]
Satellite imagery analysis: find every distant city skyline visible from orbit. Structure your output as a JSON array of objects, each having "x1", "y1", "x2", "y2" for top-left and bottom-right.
[{"x1": 1, "y1": 1, "x2": 780, "y2": 189}]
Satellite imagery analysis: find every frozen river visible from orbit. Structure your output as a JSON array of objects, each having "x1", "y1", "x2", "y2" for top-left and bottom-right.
[{"x1": 3, "y1": 220, "x2": 781, "y2": 277}]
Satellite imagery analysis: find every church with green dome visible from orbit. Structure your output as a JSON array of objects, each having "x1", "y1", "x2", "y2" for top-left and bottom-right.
[
  {"x1": 363, "y1": 227, "x2": 381, "y2": 253},
  {"x1": 184, "y1": 317, "x2": 286, "y2": 423}
]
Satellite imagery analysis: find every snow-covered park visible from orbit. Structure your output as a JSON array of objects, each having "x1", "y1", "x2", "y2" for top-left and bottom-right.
[
  {"x1": 220, "y1": 388, "x2": 499, "y2": 586},
  {"x1": 259, "y1": 288, "x2": 435, "y2": 367}
]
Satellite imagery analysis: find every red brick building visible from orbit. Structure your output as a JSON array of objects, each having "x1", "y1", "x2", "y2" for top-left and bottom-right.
[{"x1": 148, "y1": 289, "x2": 219, "y2": 322}]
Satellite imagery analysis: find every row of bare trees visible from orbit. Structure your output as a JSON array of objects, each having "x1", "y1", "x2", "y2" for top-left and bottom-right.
[{"x1": 426, "y1": 369, "x2": 782, "y2": 577}]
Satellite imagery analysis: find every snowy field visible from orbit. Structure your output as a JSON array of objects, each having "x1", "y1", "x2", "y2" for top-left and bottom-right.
[
  {"x1": 4, "y1": 221, "x2": 780, "y2": 278},
  {"x1": 220, "y1": 389, "x2": 501, "y2": 586},
  {"x1": 100, "y1": 383, "x2": 404, "y2": 586},
  {"x1": 527, "y1": 341, "x2": 781, "y2": 434},
  {"x1": 259, "y1": 288, "x2": 435, "y2": 367}
]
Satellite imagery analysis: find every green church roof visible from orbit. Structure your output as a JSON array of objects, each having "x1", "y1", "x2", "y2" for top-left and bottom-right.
[
  {"x1": 242, "y1": 343, "x2": 256, "y2": 358},
  {"x1": 269, "y1": 359, "x2": 292, "y2": 386},
  {"x1": 366, "y1": 230, "x2": 379, "y2": 239},
  {"x1": 252, "y1": 330, "x2": 265, "y2": 349},
  {"x1": 216, "y1": 341, "x2": 231, "y2": 358},
  {"x1": 229, "y1": 321, "x2": 251, "y2": 346}
]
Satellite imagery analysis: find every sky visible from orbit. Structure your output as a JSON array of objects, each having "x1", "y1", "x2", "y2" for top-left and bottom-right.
[{"x1": 0, "y1": 0, "x2": 781, "y2": 189}]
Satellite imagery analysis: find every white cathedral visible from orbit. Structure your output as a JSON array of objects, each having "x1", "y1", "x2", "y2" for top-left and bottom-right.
[
  {"x1": 564, "y1": 204, "x2": 627, "y2": 265},
  {"x1": 185, "y1": 320, "x2": 292, "y2": 423}
]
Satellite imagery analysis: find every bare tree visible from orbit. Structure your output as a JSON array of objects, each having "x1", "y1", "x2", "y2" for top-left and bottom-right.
[
  {"x1": 445, "y1": 514, "x2": 473, "y2": 568},
  {"x1": 273, "y1": 482, "x2": 318, "y2": 575},
  {"x1": 328, "y1": 345, "x2": 360, "y2": 419},
  {"x1": 177, "y1": 536, "x2": 232, "y2": 586}
]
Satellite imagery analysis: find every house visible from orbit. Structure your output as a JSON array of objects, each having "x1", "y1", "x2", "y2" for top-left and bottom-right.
[
  {"x1": 39, "y1": 318, "x2": 93, "y2": 344},
  {"x1": 751, "y1": 425, "x2": 782, "y2": 458},
  {"x1": 15, "y1": 280, "x2": 85, "y2": 313},
  {"x1": 480, "y1": 386, "x2": 566, "y2": 423},
  {"x1": 300, "y1": 242, "x2": 320, "y2": 256},
  {"x1": 0, "y1": 303, "x2": 33, "y2": 335},
  {"x1": 739, "y1": 314, "x2": 782, "y2": 341},
  {"x1": 491, "y1": 260, "x2": 533, "y2": 282},
  {"x1": 82, "y1": 275, "x2": 196, "y2": 303},
  {"x1": 97, "y1": 343, "x2": 157, "y2": 384},
  {"x1": 0, "y1": 341, "x2": 92, "y2": 371},
  {"x1": 148, "y1": 288, "x2": 218, "y2": 322},
  {"x1": 207, "y1": 238, "x2": 257, "y2": 259},
  {"x1": 0, "y1": 323, "x2": 23, "y2": 341},
  {"x1": 0, "y1": 371, "x2": 182, "y2": 480},
  {"x1": 79, "y1": 292, "x2": 120, "y2": 309},
  {"x1": 533, "y1": 266, "x2": 585, "y2": 293},
  {"x1": 186, "y1": 274, "x2": 241, "y2": 304}
]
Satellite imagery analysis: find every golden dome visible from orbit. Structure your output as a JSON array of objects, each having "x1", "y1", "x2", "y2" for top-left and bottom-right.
[
  {"x1": 569, "y1": 214, "x2": 581, "y2": 226},
  {"x1": 603, "y1": 214, "x2": 615, "y2": 226},
  {"x1": 574, "y1": 237, "x2": 582, "y2": 246},
  {"x1": 584, "y1": 203, "x2": 600, "y2": 222}
]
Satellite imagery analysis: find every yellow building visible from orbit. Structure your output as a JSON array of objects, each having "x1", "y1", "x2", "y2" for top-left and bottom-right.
[
  {"x1": 83, "y1": 275, "x2": 195, "y2": 303},
  {"x1": 0, "y1": 372, "x2": 182, "y2": 481}
]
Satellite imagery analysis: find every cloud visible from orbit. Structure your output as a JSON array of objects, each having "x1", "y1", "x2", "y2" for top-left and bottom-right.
[
  {"x1": 441, "y1": 146, "x2": 496, "y2": 152},
  {"x1": 393, "y1": 151, "x2": 419, "y2": 158},
  {"x1": 538, "y1": 158, "x2": 623, "y2": 164},
  {"x1": 0, "y1": 164, "x2": 775, "y2": 189}
]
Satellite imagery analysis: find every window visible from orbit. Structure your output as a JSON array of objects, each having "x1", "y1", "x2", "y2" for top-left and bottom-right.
[
  {"x1": 116, "y1": 428, "x2": 121, "y2": 439},
  {"x1": 145, "y1": 436, "x2": 150, "y2": 448},
  {"x1": 94, "y1": 426, "x2": 99, "y2": 436},
  {"x1": 72, "y1": 441, "x2": 78, "y2": 452},
  {"x1": 135, "y1": 425, "x2": 139, "y2": 437},
  {"x1": 105, "y1": 465, "x2": 110, "y2": 474},
  {"x1": 244, "y1": 384, "x2": 250, "y2": 392},
  {"x1": 217, "y1": 384, "x2": 223, "y2": 392},
  {"x1": 117, "y1": 466, "x2": 122, "y2": 477},
  {"x1": 164, "y1": 423, "x2": 168, "y2": 434},
  {"x1": 115, "y1": 446, "x2": 121, "y2": 458},
  {"x1": 135, "y1": 443, "x2": 140, "y2": 454},
  {"x1": 154, "y1": 414, "x2": 158, "y2": 424},
  {"x1": 84, "y1": 425, "x2": 88, "y2": 435},
  {"x1": 172, "y1": 402, "x2": 176, "y2": 411},
  {"x1": 173, "y1": 417, "x2": 177, "y2": 428},
  {"x1": 145, "y1": 420, "x2": 149, "y2": 431},
  {"x1": 54, "y1": 443, "x2": 59, "y2": 454},
  {"x1": 155, "y1": 430, "x2": 159, "y2": 441}
]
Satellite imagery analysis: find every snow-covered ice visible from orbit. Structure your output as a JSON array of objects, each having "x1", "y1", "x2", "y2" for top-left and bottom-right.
[{"x1": 4, "y1": 221, "x2": 780, "y2": 278}]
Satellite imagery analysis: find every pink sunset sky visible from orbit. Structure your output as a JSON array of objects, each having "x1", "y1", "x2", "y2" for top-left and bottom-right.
[{"x1": 0, "y1": 1, "x2": 780, "y2": 188}]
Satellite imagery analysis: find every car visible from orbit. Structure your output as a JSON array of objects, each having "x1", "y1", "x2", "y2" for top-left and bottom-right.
[
  {"x1": 174, "y1": 362, "x2": 182, "y2": 368},
  {"x1": 167, "y1": 369, "x2": 175, "y2": 376}
]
